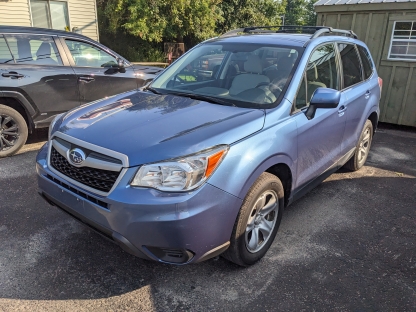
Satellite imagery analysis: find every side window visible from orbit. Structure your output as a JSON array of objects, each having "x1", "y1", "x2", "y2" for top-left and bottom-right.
[
  {"x1": 0, "y1": 36, "x2": 14, "y2": 64},
  {"x1": 65, "y1": 39, "x2": 118, "y2": 68},
  {"x1": 294, "y1": 43, "x2": 339, "y2": 110},
  {"x1": 338, "y1": 43, "x2": 363, "y2": 88},
  {"x1": 5, "y1": 35, "x2": 63, "y2": 66},
  {"x1": 357, "y1": 45, "x2": 374, "y2": 80}
]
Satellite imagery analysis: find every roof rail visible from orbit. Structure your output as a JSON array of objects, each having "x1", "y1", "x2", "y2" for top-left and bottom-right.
[
  {"x1": 220, "y1": 25, "x2": 358, "y2": 39},
  {"x1": 311, "y1": 27, "x2": 358, "y2": 39}
]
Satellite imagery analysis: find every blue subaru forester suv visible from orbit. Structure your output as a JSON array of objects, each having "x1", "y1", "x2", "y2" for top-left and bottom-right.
[{"x1": 37, "y1": 26, "x2": 381, "y2": 266}]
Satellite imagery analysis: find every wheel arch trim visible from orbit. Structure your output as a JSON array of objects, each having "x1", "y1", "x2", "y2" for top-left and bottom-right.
[
  {"x1": 0, "y1": 91, "x2": 37, "y2": 117},
  {"x1": 236, "y1": 154, "x2": 295, "y2": 202}
]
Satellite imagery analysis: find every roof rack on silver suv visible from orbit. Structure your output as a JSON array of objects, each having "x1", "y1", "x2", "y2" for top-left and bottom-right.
[{"x1": 221, "y1": 25, "x2": 358, "y2": 39}]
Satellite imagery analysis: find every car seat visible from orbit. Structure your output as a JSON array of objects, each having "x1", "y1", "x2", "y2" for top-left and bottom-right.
[
  {"x1": 265, "y1": 55, "x2": 294, "y2": 82},
  {"x1": 35, "y1": 42, "x2": 58, "y2": 65},
  {"x1": 229, "y1": 55, "x2": 270, "y2": 95}
]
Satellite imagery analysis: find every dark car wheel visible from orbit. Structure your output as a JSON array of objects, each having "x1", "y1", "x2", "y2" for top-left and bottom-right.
[
  {"x1": 0, "y1": 104, "x2": 28, "y2": 158},
  {"x1": 344, "y1": 119, "x2": 373, "y2": 172},
  {"x1": 222, "y1": 172, "x2": 284, "y2": 267}
]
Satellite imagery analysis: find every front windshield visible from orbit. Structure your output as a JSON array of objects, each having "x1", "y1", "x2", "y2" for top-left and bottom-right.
[{"x1": 150, "y1": 42, "x2": 301, "y2": 108}]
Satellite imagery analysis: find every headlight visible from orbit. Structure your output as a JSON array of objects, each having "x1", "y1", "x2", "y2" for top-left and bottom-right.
[
  {"x1": 48, "y1": 113, "x2": 64, "y2": 140},
  {"x1": 130, "y1": 145, "x2": 228, "y2": 192}
]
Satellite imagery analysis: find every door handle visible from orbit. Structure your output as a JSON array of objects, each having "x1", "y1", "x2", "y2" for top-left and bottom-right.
[
  {"x1": 78, "y1": 76, "x2": 95, "y2": 83},
  {"x1": 365, "y1": 90, "x2": 371, "y2": 99},
  {"x1": 338, "y1": 105, "x2": 347, "y2": 112},
  {"x1": 2, "y1": 71, "x2": 24, "y2": 79},
  {"x1": 338, "y1": 105, "x2": 347, "y2": 117}
]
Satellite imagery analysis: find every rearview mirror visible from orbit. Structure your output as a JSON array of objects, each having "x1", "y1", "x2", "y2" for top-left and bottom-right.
[{"x1": 305, "y1": 88, "x2": 341, "y2": 120}]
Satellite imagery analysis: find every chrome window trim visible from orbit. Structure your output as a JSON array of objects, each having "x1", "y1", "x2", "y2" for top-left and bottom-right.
[{"x1": 47, "y1": 131, "x2": 129, "y2": 197}]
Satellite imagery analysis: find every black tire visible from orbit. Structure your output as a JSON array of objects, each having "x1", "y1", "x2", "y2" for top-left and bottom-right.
[
  {"x1": 0, "y1": 104, "x2": 28, "y2": 158},
  {"x1": 344, "y1": 119, "x2": 373, "y2": 172},
  {"x1": 222, "y1": 172, "x2": 284, "y2": 267}
]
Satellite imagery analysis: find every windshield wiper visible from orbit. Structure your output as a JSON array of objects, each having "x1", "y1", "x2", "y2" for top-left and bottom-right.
[
  {"x1": 167, "y1": 91, "x2": 234, "y2": 107},
  {"x1": 143, "y1": 86, "x2": 162, "y2": 95}
]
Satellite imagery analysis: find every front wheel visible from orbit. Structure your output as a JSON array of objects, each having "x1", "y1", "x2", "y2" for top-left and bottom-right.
[
  {"x1": 344, "y1": 119, "x2": 373, "y2": 171},
  {"x1": 0, "y1": 104, "x2": 28, "y2": 158},
  {"x1": 222, "y1": 172, "x2": 284, "y2": 266}
]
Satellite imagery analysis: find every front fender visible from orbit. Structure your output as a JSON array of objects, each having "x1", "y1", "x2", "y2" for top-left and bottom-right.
[{"x1": 208, "y1": 113, "x2": 297, "y2": 201}]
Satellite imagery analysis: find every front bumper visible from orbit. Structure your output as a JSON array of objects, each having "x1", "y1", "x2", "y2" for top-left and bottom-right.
[{"x1": 36, "y1": 142, "x2": 242, "y2": 264}]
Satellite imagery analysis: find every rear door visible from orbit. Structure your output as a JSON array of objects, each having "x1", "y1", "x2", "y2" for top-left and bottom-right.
[
  {"x1": 2, "y1": 34, "x2": 79, "y2": 125},
  {"x1": 60, "y1": 37, "x2": 138, "y2": 104},
  {"x1": 292, "y1": 43, "x2": 346, "y2": 190},
  {"x1": 337, "y1": 43, "x2": 370, "y2": 155}
]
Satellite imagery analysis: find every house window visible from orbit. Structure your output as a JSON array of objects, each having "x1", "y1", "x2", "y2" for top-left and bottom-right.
[
  {"x1": 388, "y1": 21, "x2": 416, "y2": 61},
  {"x1": 30, "y1": 0, "x2": 70, "y2": 32}
]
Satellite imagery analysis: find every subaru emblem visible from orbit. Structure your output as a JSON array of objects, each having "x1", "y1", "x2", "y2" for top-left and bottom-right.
[{"x1": 69, "y1": 148, "x2": 86, "y2": 165}]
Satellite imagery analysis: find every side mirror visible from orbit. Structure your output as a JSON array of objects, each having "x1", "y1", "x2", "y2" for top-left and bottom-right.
[
  {"x1": 117, "y1": 57, "x2": 125, "y2": 68},
  {"x1": 305, "y1": 88, "x2": 341, "y2": 120},
  {"x1": 116, "y1": 57, "x2": 126, "y2": 73}
]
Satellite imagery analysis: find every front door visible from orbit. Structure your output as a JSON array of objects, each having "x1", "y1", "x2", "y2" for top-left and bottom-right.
[
  {"x1": 61, "y1": 38, "x2": 138, "y2": 104},
  {"x1": 3, "y1": 34, "x2": 79, "y2": 124},
  {"x1": 292, "y1": 43, "x2": 346, "y2": 190}
]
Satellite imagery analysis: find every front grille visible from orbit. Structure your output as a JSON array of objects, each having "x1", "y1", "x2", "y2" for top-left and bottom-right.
[{"x1": 50, "y1": 147, "x2": 120, "y2": 193}]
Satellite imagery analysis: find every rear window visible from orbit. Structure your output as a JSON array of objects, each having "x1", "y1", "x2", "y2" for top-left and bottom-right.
[
  {"x1": 357, "y1": 45, "x2": 374, "y2": 80},
  {"x1": 5, "y1": 34, "x2": 63, "y2": 66}
]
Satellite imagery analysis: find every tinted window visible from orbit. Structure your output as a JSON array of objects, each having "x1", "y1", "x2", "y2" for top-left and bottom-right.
[
  {"x1": 5, "y1": 35, "x2": 63, "y2": 66},
  {"x1": 65, "y1": 40, "x2": 118, "y2": 67},
  {"x1": 357, "y1": 45, "x2": 373, "y2": 80},
  {"x1": 0, "y1": 36, "x2": 13, "y2": 64},
  {"x1": 338, "y1": 43, "x2": 362, "y2": 88},
  {"x1": 295, "y1": 43, "x2": 339, "y2": 110}
]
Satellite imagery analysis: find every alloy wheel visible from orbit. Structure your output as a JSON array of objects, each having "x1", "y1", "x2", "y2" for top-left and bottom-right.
[
  {"x1": 0, "y1": 114, "x2": 19, "y2": 152},
  {"x1": 358, "y1": 127, "x2": 371, "y2": 164},
  {"x1": 245, "y1": 190, "x2": 279, "y2": 253}
]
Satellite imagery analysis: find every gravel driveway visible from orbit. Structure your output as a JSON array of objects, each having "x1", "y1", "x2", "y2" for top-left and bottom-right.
[{"x1": 0, "y1": 125, "x2": 415, "y2": 311}]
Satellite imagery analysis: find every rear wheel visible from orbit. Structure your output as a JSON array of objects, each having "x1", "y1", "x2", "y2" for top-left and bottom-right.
[
  {"x1": 344, "y1": 120, "x2": 373, "y2": 171},
  {"x1": 0, "y1": 104, "x2": 28, "y2": 158},
  {"x1": 222, "y1": 172, "x2": 284, "y2": 266}
]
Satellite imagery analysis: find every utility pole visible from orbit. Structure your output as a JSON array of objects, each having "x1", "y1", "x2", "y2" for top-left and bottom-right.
[{"x1": 281, "y1": 14, "x2": 285, "y2": 26}]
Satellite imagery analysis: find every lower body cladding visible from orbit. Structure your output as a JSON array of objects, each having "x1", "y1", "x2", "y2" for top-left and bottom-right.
[{"x1": 36, "y1": 149, "x2": 242, "y2": 265}]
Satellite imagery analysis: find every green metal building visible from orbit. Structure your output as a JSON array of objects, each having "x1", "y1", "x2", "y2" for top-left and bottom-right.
[{"x1": 314, "y1": 0, "x2": 416, "y2": 127}]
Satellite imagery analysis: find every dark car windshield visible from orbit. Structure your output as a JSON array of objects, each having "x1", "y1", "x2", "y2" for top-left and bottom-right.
[{"x1": 150, "y1": 42, "x2": 301, "y2": 108}]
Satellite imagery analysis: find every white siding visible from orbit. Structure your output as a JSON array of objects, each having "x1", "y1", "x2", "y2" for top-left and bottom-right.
[
  {"x1": 0, "y1": 0, "x2": 99, "y2": 41},
  {"x1": 68, "y1": 0, "x2": 99, "y2": 41},
  {"x1": 0, "y1": 0, "x2": 31, "y2": 27}
]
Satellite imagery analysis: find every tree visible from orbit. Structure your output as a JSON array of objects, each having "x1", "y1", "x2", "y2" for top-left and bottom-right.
[
  {"x1": 304, "y1": 0, "x2": 319, "y2": 26},
  {"x1": 99, "y1": 0, "x2": 223, "y2": 43},
  {"x1": 217, "y1": 0, "x2": 286, "y2": 33},
  {"x1": 284, "y1": 0, "x2": 307, "y2": 25}
]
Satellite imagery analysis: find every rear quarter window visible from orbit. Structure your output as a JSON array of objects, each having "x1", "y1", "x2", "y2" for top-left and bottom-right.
[{"x1": 357, "y1": 45, "x2": 374, "y2": 80}]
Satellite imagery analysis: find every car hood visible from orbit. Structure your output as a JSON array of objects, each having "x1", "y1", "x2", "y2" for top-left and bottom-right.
[{"x1": 56, "y1": 90, "x2": 265, "y2": 167}]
